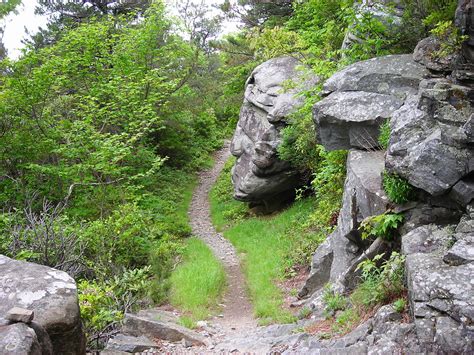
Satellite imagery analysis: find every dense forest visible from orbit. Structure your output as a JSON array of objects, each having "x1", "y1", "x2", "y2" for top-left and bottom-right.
[{"x1": 0, "y1": 0, "x2": 464, "y2": 350}]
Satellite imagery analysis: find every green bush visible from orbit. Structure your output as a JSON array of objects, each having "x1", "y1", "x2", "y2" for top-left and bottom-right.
[
  {"x1": 78, "y1": 266, "x2": 151, "y2": 347},
  {"x1": 383, "y1": 172, "x2": 415, "y2": 204}
]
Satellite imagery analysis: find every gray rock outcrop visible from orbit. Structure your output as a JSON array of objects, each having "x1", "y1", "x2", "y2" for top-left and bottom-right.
[
  {"x1": 301, "y1": 7, "x2": 474, "y2": 353},
  {"x1": 385, "y1": 79, "x2": 474, "y2": 198},
  {"x1": 314, "y1": 55, "x2": 429, "y2": 151},
  {"x1": 0, "y1": 255, "x2": 85, "y2": 354},
  {"x1": 230, "y1": 56, "x2": 319, "y2": 206}
]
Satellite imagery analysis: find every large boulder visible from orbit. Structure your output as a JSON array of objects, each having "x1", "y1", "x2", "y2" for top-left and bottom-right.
[
  {"x1": 0, "y1": 255, "x2": 85, "y2": 354},
  {"x1": 385, "y1": 79, "x2": 474, "y2": 199},
  {"x1": 314, "y1": 55, "x2": 429, "y2": 151},
  {"x1": 230, "y1": 56, "x2": 319, "y2": 206}
]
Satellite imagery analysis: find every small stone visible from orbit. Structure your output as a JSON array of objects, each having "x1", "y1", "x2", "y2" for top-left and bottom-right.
[
  {"x1": 196, "y1": 321, "x2": 207, "y2": 328},
  {"x1": 181, "y1": 338, "x2": 193, "y2": 348},
  {"x1": 6, "y1": 307, "x2": 34, "y2": 324}
]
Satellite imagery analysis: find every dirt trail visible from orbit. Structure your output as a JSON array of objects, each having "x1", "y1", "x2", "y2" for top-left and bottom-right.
[{"x1": 188, "y1": 141, "x2": 256, "y2": 334}]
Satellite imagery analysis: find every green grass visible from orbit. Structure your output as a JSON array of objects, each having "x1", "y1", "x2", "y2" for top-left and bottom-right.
[
  {"x1": 169, "y1": 237, "x2": 226, "y2": 325},
  {"x1": 210, "y1": 157, "x2": 249, "y2": 231}
]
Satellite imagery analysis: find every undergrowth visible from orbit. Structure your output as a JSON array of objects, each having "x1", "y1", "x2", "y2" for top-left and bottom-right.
[{"x1": 310, "y1": 252, "x2": 407, "y2": 337}]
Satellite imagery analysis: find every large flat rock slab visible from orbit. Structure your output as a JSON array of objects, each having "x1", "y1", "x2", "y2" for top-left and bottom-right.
[
  {"x1": 314, "y1": 55, "x2": 427, "y2": 151},
  {"x1": 323, "y1": 54, "x2": 429, "y2": 99},
  {"x1": 314, "y1": 91, "x2": 403, "y2": 150}
]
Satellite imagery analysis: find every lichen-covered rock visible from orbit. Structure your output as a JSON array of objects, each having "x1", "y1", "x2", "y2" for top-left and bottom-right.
[
  {"x1": 402, "y1": 220, "x2": 474, "y2": 353},
  {"x1": 0, "y1": 322, "x2": 42, "y2": 355},
  {"x1": 0, "y1": 255, "x2": 85, "y2": 355},
  {"x1": 230, "y1": 56, "x2": 319, "y2": 206},
  {"x1": 413, "y1": 37, "x2": 460, "y2": 73},
  {"x1": 314, "y1": 91, "x2": 403, "y2": 151},
  {"x1": 298, "y1": 238, "x2": 333, "y2": 299},
  {"x1": 386, "y1": 79, "x2": 474, "y2": 199},
  {"x1": 315, "y1": 55, "x2": 428, "y2": 151},
  {"x1": 122, "y1": 310, "x2": 206, "y2": 346}
]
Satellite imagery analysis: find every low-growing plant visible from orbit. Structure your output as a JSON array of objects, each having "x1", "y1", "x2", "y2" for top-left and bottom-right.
[
  {"x1": 352, "y1": 252, "x2": 406, "y2": 310},
  {"x1": 383, "y1": 172, "x2": 415, "y2": 204},
  {"x1": 333, "y1": 308, "x2": 360, "y2": 334},
  {"x1": 393, "y1": 298, "x2": 407, "y2": 313},
  {"x1": 378, "y1": 120, "x2": 391, "y2": 150},
  {"x1": 323, "y1": 285, "x2": 347, "y2": 316},
  {"x1": 359, "y1": 212, "x2": 404, "y2": 241}
]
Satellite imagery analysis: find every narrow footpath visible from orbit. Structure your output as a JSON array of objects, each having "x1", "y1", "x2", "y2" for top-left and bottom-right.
[{"x1": 188, "y1": 141, "x2": 256, "y2": 333}]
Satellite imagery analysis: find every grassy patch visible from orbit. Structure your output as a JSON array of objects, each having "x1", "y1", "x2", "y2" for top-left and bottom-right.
[
  {"x1": 210, "y1": 157, "x2": 249, "y2": 231},
  {"x1": 169, "y1": 237, "x2": 226, "y2": 325}
]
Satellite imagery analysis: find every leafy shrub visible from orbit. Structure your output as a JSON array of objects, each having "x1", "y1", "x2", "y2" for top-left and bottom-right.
[
  {"x1": 78, "y1": 266, "x2": 151, "y2": 348},
  {"x1": 352, "y1": 252, "x2": 406, "y2": 310},
  {"x1": 148, "y1": 235, "x2": 184, "y2": 304},
  {"x1": 383, "y1": 172, "x2": 415, "y2": 204},
  {"x1": 378, "y1": 120, "x2": 391, "y2": 150},
  {"x1": 359, "y1": 212, "x2": 404, "y2": 241},
  {"x1": 431, "y1": 20, "x2": 469, "y2": 58}
]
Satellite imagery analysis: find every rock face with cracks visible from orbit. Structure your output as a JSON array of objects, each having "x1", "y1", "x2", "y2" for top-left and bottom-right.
[{"x1": 230, "y1": 56, "x2": 319, "y2": 207}]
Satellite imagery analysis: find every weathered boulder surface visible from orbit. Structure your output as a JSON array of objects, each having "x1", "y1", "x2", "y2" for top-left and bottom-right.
[
  {"x1": 230, "y1": 56, "x2": 319, "y2": 206},
  {"x1": 402, "y1": 214, "x2": 474, "y2": 353},
  {"x1": 386, "y1": 79, "x2": 474, "y2": 198},
  {"x1": 314, "y1": 55, "x2": 428, "y2": 151},
  {"x1": 323, "y1": 54, "x2": 428, "y2": 98},
  {"x1": 0, "y1": 255, "x2": 85, "y2": 355},
  {"x1": 0, "y1": 322, "x2": 42, "y2": 355}
]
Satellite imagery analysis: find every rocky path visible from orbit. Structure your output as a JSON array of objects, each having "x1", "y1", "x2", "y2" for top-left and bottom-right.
[{"x1": 188, "y1": 141, "x2": 256, "y2": 334}]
